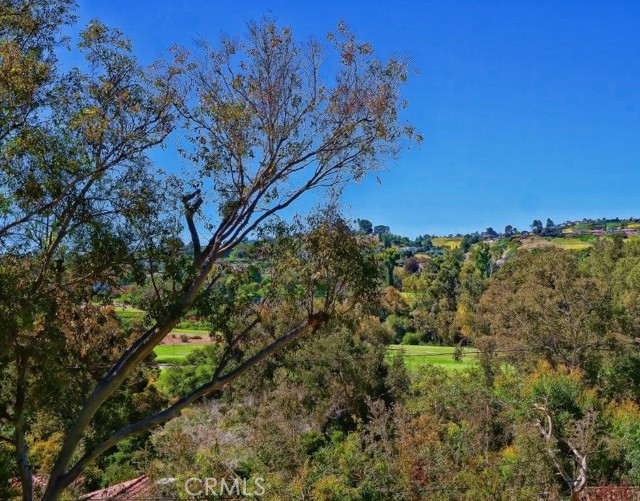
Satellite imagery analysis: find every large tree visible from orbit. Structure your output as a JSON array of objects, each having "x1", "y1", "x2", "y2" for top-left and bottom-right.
[
  {"x1": 357, "y1": 218, "x2": 373, "y2": 235},
  {"x1": 1, "y1": 5, "x2": 417, "y2": 499},
  {"x1": 1, "y1": 3, "x2": 177, "y2": 499}
]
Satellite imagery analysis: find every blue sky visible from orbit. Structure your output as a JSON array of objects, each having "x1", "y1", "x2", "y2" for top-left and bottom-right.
[{"x1": 65, "y1": 1, "x2": 640, "y2": 237}]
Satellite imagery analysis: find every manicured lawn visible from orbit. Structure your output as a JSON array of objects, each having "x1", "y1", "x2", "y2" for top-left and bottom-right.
[
  {"x1": 153, "y1": 343, "x2": 478, "y2": 371},
  {"x1": 154, "y1": 345, "x2": 203, "y2": 364},
  {"x1": 113, "y1": 307, "x2": 146, "y2": 321},
  {"x1": 386, "y1": 344, "x2": 478, "y2": 372},
  {"x1": 171, "y1": 328, "x2": 210, "y2": 336}
]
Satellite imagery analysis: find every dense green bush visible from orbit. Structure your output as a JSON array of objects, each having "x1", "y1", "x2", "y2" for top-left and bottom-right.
[
  {"x1": 384, "y1": 313, "x2": 413, "y2": 342},
  {"x1": 401, "y1": 332, "x2": 421, "y2": 345},
  {"x1": 175, "y1": 318, "x2": 212, "y2": 331},
  {"x1": 159, "y1": 345, "x2": 222, "y2": 396}
]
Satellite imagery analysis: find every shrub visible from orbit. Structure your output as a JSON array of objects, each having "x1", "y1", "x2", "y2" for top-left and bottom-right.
[
  {"x1": 159, "y1": 345, "x2": 222, "y2": 396},
  {"x1": 384, "y1": 314, "x2": 413, "y2": 342},
  {"x1": 176, "y1": 318, "x2": 212, "y2": 331},
  {"x1": 401, "y1": 332, "x2": 421, "y2": 345}
]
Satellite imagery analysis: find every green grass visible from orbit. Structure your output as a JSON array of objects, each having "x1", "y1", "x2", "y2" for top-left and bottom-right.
[
  {"x1": 548, "y1": 234, "x2": 635, "y2": 250},
  {"x1": 153, "y1": 343, "x2": 478, "y2": 371},
  {"x1": 113, "y1": 307, "x2": 146, "y2": 321},
  {"x1": 546, "y1": 237, "x2": 592, "y2": 250},
  {"x1": 565, "y1": 220, "x2": 637, "y2": 232},
  {"x1": 386, "y1": 344, "x2": 477, "y2": 372},
  {"x1": 171, "y1": 328, "x2": 210, "y2": 336},
  {"x1": 153, "y1": 345, "x2": 203, "y2": 364}
]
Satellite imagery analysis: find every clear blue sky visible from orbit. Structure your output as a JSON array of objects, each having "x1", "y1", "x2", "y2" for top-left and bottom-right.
[{"x1": 65, "y1": 1, "x2": 640, "y2": 237}]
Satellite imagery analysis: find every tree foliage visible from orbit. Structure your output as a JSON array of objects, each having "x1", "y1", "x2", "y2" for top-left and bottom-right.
[{"x1": 0, "y1": 6, "x2": 417, "y2": 499}]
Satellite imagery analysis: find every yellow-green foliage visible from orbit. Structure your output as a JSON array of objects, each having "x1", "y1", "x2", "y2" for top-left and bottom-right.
[
  {"x1": 549, "y1": 235, "x2": 638, "y2": 250},
  {"x1": 547, "y1": 238, "x2": 592, "y2": 250},
  {"x1": 398, "y1": 291, "x2": 418, "y2": 307},
  {"x1": 519, "y1": 236, "x2": 596, "y2": 251},
  {"x1": 432, "y1": 237, "x2": 462, "y2": 249}
]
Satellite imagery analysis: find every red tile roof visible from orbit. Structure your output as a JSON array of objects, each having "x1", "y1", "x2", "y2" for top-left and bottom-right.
[
  {"x1": 79, "y1": 476, "x2": 176, "y2": 500},
  {"x1": 585, "y1": 486, "x2": 640, "y2": 501}
]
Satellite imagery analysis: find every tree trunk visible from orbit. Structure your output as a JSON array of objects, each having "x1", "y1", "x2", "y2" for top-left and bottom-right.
[
  {"x1": 15, "y1": 422, "x2": 33, "y2": 501},
  {"x1": 15, "y1": 354, "x2": 33, "y2": 501}
]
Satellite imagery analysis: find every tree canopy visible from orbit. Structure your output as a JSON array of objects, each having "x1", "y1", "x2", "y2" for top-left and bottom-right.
[{"x1": 0, "y1": 3, "x2": 418, "y2": 499}]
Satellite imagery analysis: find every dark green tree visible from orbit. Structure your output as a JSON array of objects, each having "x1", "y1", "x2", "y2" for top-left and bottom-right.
[
  {"x1": 531, "y1": 219, "x2": 543, "y2": 235},
  {"x1": 416, "y1": 234, "x2": 433, "y2": 251},
  {"x1": 381, "y1": 247, "x2": 400, "y2": 286},
  {"x1": 373, "y1": 225, "x2": 391, "y2": 237},
  {"x1": 403, "y1": 255, "x2": 420, "y2": 274},
  {"x1": 544, "y1": 218, "x2": 559, "y2": 236},
  {"x1": 472, "y1": 242, "x2": 491, "y2": 278},
  {"x1": 356, "y1": 218, "x2": 373, "y2": 235}
]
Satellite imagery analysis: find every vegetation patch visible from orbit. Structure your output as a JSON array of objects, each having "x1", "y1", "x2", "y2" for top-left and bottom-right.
[
  {"x1": 112, "y1": 307, "x2": 146, "y2": 321},
  {"x1": 386, "y1": 344, "x2": 477, "y2": 372},
  {"x1": 432, "y1": 237, "x2": 462, "y2": 249},
  {"x1": 153, "y1": 345, "x2": 203, "y2": 364}
]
